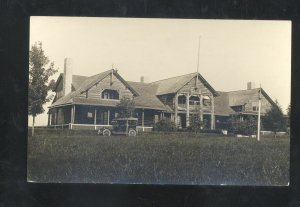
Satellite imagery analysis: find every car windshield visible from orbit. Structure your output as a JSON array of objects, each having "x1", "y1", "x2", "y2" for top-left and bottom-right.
[{"x1": 128, "y1": 120, "x2": 137, "y2": 125}]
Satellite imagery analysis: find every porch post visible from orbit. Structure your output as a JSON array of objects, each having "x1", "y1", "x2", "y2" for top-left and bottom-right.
[
  {"x1": 94, "y1": 108, "x2": 97, "y2": 130},
  {"x1": 186, "y1": 93, "x2": 190, "y2": 127},
  {"x1": 174, "y1": 93, "x2": 179, "y2": 127},
  {"x1": 73, "y1": 105, "x2": 76, "y2": 124},
  {"x1": 107, "y1": 109, "x2": 110, "y2": 125},
  {"x1": 142, "y1": 109, "x2": 145, "y2": 128},
  {"x1": 49, "y1": 110, "x2": 52, "y2": 126},
  {"x1": 199, "y1": 94, "x2": 203, "y2": 121},
  {"x1": 210, "y1": 95, "x2": 215, "y2": 129},
  {"x1": 47, "y1": 111, "x2": 50, "y2": 126},
  {"x1": 70, "y1": 106, "x2": 74, "y2": 129},
  {"x1": 56, "y1": 108, "x2": 59, "y2": 125}
]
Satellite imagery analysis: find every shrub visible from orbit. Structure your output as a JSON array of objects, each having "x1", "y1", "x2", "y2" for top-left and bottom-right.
[
  {"x1": 199, "y1": 129, "x2": 223, "y2": 134},
  {"x1": 153, "y1": 118, "x2": 177, "y2": 132},
  {"x1": 228, "y1": 116, "x2": 259, "y2": 135},
  {"x1": 188, "y1": 114, "x2": 206, "y2": 133}
]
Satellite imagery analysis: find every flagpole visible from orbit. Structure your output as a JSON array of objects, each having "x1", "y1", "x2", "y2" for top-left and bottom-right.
[
  {"x1": 196, "y1": 36, "x2": 201, "y2": 88},
  {"x1": 257, "y1": 84, "x2": 262, "y2": 141}
]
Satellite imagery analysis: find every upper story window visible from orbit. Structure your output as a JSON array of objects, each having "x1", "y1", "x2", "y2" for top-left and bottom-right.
[
  {"x1": 252, "y1": 102, "x2": 258, "y2": 111},
  {"x1": 178, "y1": 95, "x2": 186, "y2": 105},
  {"x1": 231, "y1": 105, "x2": 244, "y2": 112},
  {"x1": 101, "y1": 89, "x2": 119, "y2": 100},
  {"x1": 189, "y1": 96, "x2": 200, "y2": 105}
]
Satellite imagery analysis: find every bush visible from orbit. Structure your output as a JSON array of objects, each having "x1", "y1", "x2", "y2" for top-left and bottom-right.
[
  {"x1": 228, "y1": 116, "x2": 258, "y2": 135},
  {"x1": 199, "y1": 129, "x2": 223, "y2": 134},
  {"x1": 189, "y1": 114, "x2": 206, "y2": 133},
  {"x1": 153, "y1": 118, "x2": 177, "y2": 132}
]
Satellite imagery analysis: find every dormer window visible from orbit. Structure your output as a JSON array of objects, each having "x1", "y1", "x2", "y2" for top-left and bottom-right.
[
  {"x1": 231, "y1": 105, "x2": 244, "y2": 112},
  {"x1": 101, "y1": 89, "x2": 119, "y2": 100}
]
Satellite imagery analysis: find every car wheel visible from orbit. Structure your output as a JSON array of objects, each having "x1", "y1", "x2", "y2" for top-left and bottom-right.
[
  {"x1": 128, "y1": 129, "x2": 137, "y2": 137},
  {"x1": 102, "y1": 129, "x2": 111, "y2": 136}
]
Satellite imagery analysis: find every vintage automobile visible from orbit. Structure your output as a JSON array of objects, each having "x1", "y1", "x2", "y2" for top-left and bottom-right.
[{"x1": 97, "y1": 117, "x2": 138, "y2": 136}]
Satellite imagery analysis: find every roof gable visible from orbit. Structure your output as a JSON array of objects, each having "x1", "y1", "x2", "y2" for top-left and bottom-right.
[
  {"x1": 150, "y1": 72, "x2": 218, "y2": 96},
  {"x1": 51, "y1": 69, "x2": 139, "y2": 107},
  {"x1": 227, "y1": 88, "x2": 277, "y2": 107}
]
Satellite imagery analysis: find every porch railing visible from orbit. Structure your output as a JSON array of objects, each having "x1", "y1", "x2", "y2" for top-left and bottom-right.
[{"x1": 48, "y1": 123, "x2": 153, "y2": 132}]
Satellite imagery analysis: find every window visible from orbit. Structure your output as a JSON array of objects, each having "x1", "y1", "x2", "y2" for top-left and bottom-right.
[
  {"x1": 101, "y1": 89, "x2": 119, "y2": 100},
  {"x1": 87, "y1": 112, "x2": 93, "y2": 118},
  {"x1": 178, "y1": 95, "x2": 186, "y2": 104},
  {"x1": 231, "y1": 105, "x2": 243, "y2": 112},
  {"x1": 189, "y1": 96, "x2": 200, "y2": 105},
  {"x1": 252, "y1": 102, "x2": 258, "y2": 111},
  {"x1": 154, "y1": 115, "x2": 159, "y2": 123}
]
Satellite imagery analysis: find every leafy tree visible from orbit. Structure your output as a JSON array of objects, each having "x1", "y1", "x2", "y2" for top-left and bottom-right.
[
  {"x1": 262, "y1": 100, "x2": 286, "y2": 137},
  {"x1": 228, "y1": 115, "x2": 259, "y2": 135},
  {"x1": 28, "y1": 42, "x2": 57, "y2": 136},
  {"x1": 153, "y1": 118, "x2": 177, "y2": 132},
  {"x1": 286, "y1": 104, "x2": 291, "y2": 130},
  {"x1": 116, "y1": 97, "x2": 135, "y2": 118},
  {"x1": 189, "y1": 113, "x2": 206, "y2": 133}
]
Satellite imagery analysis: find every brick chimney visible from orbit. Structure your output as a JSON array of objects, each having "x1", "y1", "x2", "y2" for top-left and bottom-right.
[
  {"x1": 140, "y1": 76, "x2": 144, "y2": 83},
  {"x1": 247, "y1": 82, "x2": 255, "y2": 90},
  {"x1": 140, "y1": 76, "x2": 150, "y2": 83},
  {"x1": 63, "y1": 58, "x2": 73, "y2": 96}
]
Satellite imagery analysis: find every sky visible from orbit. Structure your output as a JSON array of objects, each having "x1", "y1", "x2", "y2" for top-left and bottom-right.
[{"x1": 29, "y1": 17, "x2": 291, "y2": 126}]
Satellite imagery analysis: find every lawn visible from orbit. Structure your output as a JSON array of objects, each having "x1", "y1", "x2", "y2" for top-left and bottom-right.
[{"x1": 27, "y1": 130, "x2": 290, "y2": 185}]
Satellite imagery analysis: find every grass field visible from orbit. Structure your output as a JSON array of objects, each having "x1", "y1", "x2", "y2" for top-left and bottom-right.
[{"x1": 27, "y1": 130, "x2": 290, "y2": 185}]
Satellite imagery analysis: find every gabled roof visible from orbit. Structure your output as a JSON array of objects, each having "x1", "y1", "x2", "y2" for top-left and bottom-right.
[
  {"x1": 227, "y1": 88, "x2": 277, "y2": 107},
  {"x1": 53, "y1": 74, "x2": 88, "y2": 92},
  {"x1": 50, "y1": 69, "x2": 139, "y2": 108},
  {"x1": 214, "y1": 91, "x2": 235, "y2": 116},
  {"x1": 128, "y1": 81, "x2": 173, "y2": 112},
  {"x1": 150, "y1": 72, "x2": 218, "y2": 96},
  {"x1": 72, "y1": 75, "x2": 88, "y2": 90},
  {"x1": 214, "y1": 88, "x2": 278, "y2": 116}
]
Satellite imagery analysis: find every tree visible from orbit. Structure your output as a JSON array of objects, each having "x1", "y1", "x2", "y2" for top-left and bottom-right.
[
  {"x1": 116, "y1": 97, "x2": 135, "y2": 118},
  {"x1": 189, "y1": 113, "x2": 206, "y2": 133},
  {"x1": 262, "y1": 100, "x2": 286, "y2": 137},
  {"x1": 28, "y1": 42, "x2": 57, "y2": 136},
  {"x1": 228, "y1": 115, "x2": 259, "y2": 135},
  {"x1": 286, "y1": 104, "x2": 291, "y2": 131}
]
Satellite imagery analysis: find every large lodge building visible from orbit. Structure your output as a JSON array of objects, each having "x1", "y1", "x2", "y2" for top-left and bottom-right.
[{"x1": 48, "y1": 58, "x2": 278, "y2": 131}]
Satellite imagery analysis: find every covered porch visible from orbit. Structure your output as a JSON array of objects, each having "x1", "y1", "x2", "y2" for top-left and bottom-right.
[
  {"x1": 48, "y1": 105, "x2": 168, "y2": 131},
  {"x1": 48, "y1": 105, "x2": 118, "y2": 130}
]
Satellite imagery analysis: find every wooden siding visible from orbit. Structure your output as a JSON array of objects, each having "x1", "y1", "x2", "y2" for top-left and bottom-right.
[
  {"x1": 55, "y1": 78, "x2": 64, "y2": 100},
  {"x1": 177, "y1": 77, "x2": 214, "y2": 113},
  {"x1": 78, "y1": 74, "x2": 134, "y2": 100},
  {"x1": 229, "y1": 91, "x2": 272, "y2": 114},
  {"x1": 178, "y1": 76, "x2": 213, "y2": 96},
  {"x1": 244, "y1": 94, "x2": 272, "y2": 113}
]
